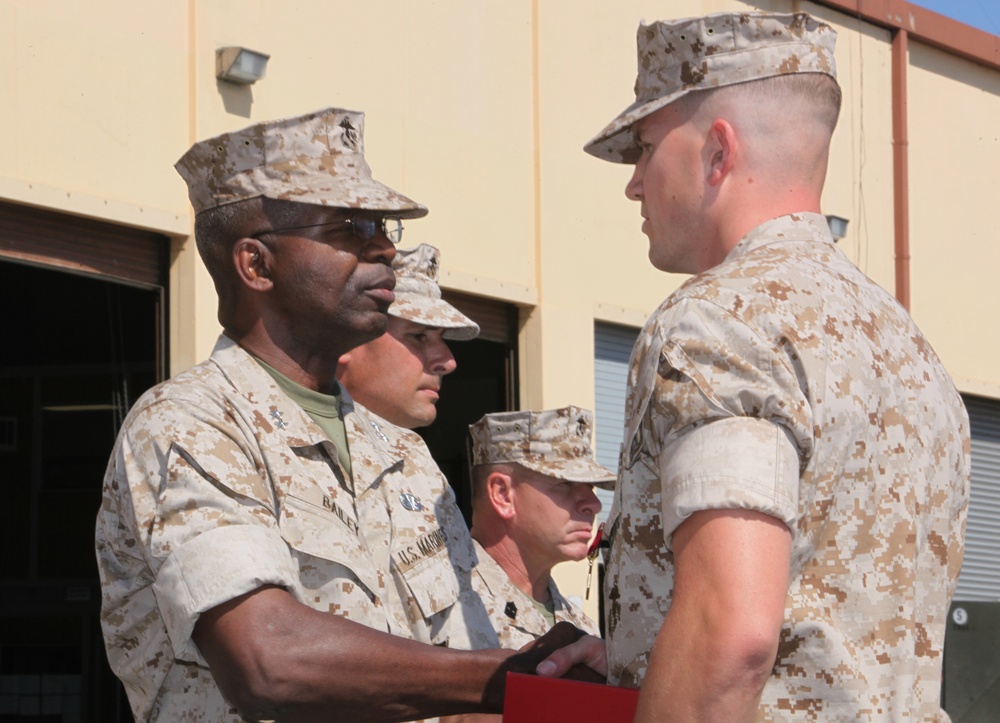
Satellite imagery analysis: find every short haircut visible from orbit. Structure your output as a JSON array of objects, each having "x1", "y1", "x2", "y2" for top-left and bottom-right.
[
  {"x1": 470, "y1": 462, "x2": 516, "y2": 501},
  {"x1": 681, "y1": 72, "x2": 843, "y2": 135},
  {"x1": 192, "y1": 197, "x2": 315, "y2": 323}
]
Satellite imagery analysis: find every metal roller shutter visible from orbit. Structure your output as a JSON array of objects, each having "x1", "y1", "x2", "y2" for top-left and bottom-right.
[
  {"x1": 0, "y1": 200, "x2": 169, "y2": 289},
  {"x1": 594, "y1": 322, "x2": 640, "y2": 524},
  {"x1": 442, "y1": 290, "x2": 516, "y2": 345},
  {"x1": 955, "y1": 395, "x2": 1000, "y2": 601}
]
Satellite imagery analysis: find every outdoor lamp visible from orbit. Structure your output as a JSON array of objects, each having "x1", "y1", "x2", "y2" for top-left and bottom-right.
[
  {"x1": 216, "y1": 47, "x2": 270, "y2": 85},
  {"x1": 825, "y1": 215, "x2": 849, "y2": 242}
]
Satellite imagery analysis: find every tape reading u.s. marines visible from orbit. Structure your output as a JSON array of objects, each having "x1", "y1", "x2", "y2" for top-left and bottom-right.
[{"x1": 396, "y1": 527, "x2": 448, "y2": 569}]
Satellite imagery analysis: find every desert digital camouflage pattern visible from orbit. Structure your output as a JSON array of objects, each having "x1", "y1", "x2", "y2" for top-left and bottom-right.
[
  {"x1": 603, "y1": 214, "x2": 970, "y2": 720},
  {"x1": 390, "y1": 244, "x2": 480, "y2": 340},
  {"x1": 584, "y1": 12, "x2": 837, "y2": 163},
  {"x1": 174, "y1": 107, "x2": 428, "y2": 218},
  {"x1": 358, "y1": 404, "x2": 498, "y2": 651},
  {"x1": 470, "y1": 540, "x2": 599, "y2": 648},
  {"x1": 469, "y1": 406, "x2": 615, "y2": 486},
  {"x1": 96, "y1": 336, "x2": 494, "y2": 721}
]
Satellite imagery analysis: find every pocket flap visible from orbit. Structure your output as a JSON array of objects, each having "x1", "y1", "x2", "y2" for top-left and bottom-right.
[
  {"x1": 395, "y1": 548, "x2": 460, "y2": 619},
  {"x1": 278, "y1": 493, "x2": 383, "y2": 599}
]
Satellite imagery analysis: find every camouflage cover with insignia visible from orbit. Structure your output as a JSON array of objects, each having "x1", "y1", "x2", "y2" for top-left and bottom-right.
[
  {"x1": 603, "y1": 214, "x2": 970, "y2": 720},
  {"x1": 469, "y1": 406, "x2": 616, "y2": 487},
  {"x1": 584, "y1": 12, "x2": 837, "y2": 163},
  {"x1": 175, "y1": 106, "x2": 428, "y2": 218},
  {"x1": 471, "y1": 541, "x2": 599, "y2": 649},
  {"x1": 96, "y1": 335, "x2": 494, "y2": 721},
  {"x1": 390, "y1": 243, "x2": 480, "y2": 340}
]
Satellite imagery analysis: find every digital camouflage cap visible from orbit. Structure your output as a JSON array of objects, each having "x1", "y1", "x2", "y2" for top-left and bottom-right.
[
  {"x1": 175, "y1": 107, "x2": 428, "y2": 218},
  {"x1": 390, "y1": 244, "x2": 480, "y2": 341},
  {"x1": 470, "y1": 406, "x2": 615, "y2": 487},
  {"x1": 584, "y1": 11, "x2": 838, "y2": 163}
]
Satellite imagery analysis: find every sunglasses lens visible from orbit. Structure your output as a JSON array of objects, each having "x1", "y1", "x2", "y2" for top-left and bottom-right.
[{"x1": 351, "y1": 216, "x2": 377, "y2": 240}]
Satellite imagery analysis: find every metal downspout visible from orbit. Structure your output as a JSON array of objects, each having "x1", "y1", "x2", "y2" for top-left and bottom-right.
[{"x1": 892, "y1": 28, "x2": 911, "y2": 311}]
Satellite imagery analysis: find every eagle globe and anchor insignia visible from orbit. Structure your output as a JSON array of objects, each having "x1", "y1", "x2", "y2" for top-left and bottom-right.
[{"x1": 400, "y1": 492, "x2": 423, "y2": 512}]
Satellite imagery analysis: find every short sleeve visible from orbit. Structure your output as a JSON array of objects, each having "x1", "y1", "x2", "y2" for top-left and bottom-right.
[
  {"x1": 648, "y1": 297, "x2": 814, "y2": 545},
  {"x1": 154, "y1": 524, "x2": 300, "y2": 663},
  {"x1": 117, "y1": 396, "x2": 298, "y2": 664}
]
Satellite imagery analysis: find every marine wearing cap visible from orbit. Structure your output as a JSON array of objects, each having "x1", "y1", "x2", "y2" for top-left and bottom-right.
[
  {"x1": 98, "y1": 106, "x2": 517, "y2": 722},
  {"x1": 584, "y1": 12, "x2": 837, "y2": 163},
  {"x1": 469, "y1": 406, "x2": 614, "y2": 487},
  {"x1": 583, "y1": 8, "x2": 968, "y2": 721},
  {"x1": 468, "y1": 406, "x2": 610, "y2": 648},
  {"x1": 390, "y1": 244, "x2": 479, "y2": 340}
]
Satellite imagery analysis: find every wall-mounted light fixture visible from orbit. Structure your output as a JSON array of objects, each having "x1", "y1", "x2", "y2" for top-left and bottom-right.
[
  {"x1": 216, "y1": 47, "x2": 270, "y2": 85},
  {"x1": 825, "y1": 214, "x2": 849, "y2": 243}
]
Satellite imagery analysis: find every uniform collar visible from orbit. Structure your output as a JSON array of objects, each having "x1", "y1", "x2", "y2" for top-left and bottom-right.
[
  {"x1": 208, "y1": 335, "x2": 336, "y2": 449},
  {"x1": 724, "y1": 212, "x2": 834, "y2": 265}
]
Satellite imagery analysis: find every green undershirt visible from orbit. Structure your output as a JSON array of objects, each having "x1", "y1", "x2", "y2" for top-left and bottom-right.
[
  {"x1": 252, "y1": 356, "x2": 352, "y2": 479},
  {"x1": 532, "y1": 594, "x2": 556, "y2": 629}
]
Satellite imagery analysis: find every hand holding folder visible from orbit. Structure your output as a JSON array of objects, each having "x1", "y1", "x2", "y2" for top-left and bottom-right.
[{"x1": 503, "y1": 672, "x2": 639, "y2": 722}]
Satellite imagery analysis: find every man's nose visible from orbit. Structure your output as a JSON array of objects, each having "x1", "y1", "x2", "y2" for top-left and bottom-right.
[
  {"x1": 363, "y1": 233, "x2": 396, "y2": 265},
  {"x1": 625, "y1": 160, "x2": 644, "y2": 201},
  {"x1": 579, "y1": 485, "x2": 602, "y2": 515},
  {"x1": 428, "y1": 340, "x2": 457, "y2": 376}
]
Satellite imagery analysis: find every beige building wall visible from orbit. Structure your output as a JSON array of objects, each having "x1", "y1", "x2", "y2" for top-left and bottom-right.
[
  {"x1": 816, "y1": 5, "x2": 897, "y2": 301},
  {"x1": 906, "y1": 44, "x2": 1000, "y2": 399},
  {"x1": 3, "y1": 0, "x2": 997, "y2": 620}
]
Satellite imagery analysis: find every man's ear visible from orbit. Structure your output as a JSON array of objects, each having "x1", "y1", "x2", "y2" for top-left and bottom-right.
[
  {"x1": 233, "y1": 238, "x2": 274, "y2": 291},
  {"x1": 335, "y1": 351, "x2": 353, "y2": 382},
  {"x1": 707, "y1": 118, "x2": 736, "y2": 188},
  {"x1": 487, "y1": 471, "x2": 516, "y2": 521}
]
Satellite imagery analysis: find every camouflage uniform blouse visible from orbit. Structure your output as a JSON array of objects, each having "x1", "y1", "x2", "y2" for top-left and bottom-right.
[
  {"x1": 604, "y1": 214, "x2": 969, "y2": 720},
  {"x1": 471, "y1": 540, "x2": 600, "y2": 649},
  {"x1": 96, "y1": 336, "x2": 494, "y2": 722}
]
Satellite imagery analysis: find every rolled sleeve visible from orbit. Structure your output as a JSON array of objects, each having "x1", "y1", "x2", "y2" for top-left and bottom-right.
[
  {"x1": 658, "y1": 416, "x2": 800, "y2": 545},
  {"x1": 153, "y1": 523, "x2": 301, "y2": 664},
  {"x1": 646, "y1": 297, "x2": 814, "y2": 547}
]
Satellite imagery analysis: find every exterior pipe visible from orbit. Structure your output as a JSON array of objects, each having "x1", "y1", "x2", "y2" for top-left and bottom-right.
[
  {"x1": 810, "y1": 0, "x2": 1000, "y2": 310},
  {"x1": 892, "y1": 28, "x2": 910, "y2": 310}
]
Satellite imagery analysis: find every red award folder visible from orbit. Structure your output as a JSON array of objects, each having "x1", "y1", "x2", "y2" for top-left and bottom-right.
[{"x1": 503, "y1": 671, "x2": 639, "y2": 722}]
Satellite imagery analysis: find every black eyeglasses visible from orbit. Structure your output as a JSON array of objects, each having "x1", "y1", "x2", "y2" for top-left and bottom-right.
[{"x1": 255, "y1": 214, "x2": 404, "y2": 245}]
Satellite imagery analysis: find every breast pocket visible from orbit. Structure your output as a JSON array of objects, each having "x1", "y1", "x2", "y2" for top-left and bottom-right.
[
  {"x1": 278, "y1": 493, "x2": 383, "y2": 602},
  {"x1": 394, "y1": 537, "x2": 461, "y2": 621}
]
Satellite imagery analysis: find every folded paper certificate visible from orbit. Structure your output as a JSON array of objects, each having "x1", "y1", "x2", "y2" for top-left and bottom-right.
[{"x1": 503, "y1": 672, "x2": 639, "y2": 722}]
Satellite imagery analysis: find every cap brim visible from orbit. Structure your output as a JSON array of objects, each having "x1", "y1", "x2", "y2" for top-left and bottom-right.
[
  {"x1": 517, "y1": 456, "x2": 616, "y2": 486},
  {"x1": 389, "y1": 294, "x2": 480, "y2": 340},
  {"x1": 275, "y1": 173, "x2": 429, "y2": 219},
  {"x1": 583, "y1": 91, "x2": 688, "y2": 164}
]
